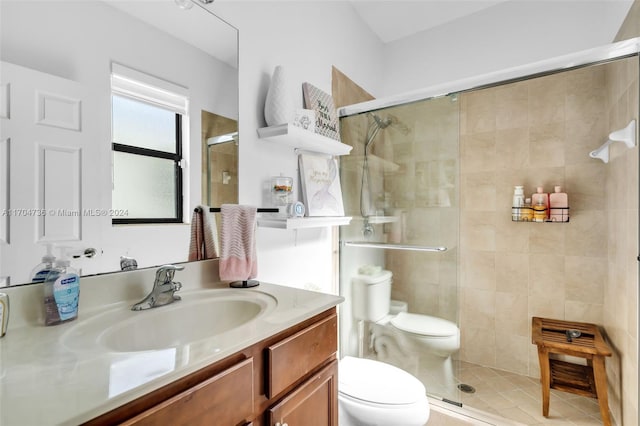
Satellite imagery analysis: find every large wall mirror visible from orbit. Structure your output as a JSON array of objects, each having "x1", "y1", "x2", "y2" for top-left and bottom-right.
[{"x1": 0, "y1": 0, "x2": 239, "y2": 287}]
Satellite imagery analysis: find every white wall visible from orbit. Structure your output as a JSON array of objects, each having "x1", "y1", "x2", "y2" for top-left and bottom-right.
[
  {"x1": 212, "y1": 2, "x2": 384, "y2": 293},
  {"x1": 380, "y1": 0, "x2": 634, "y2": 97}
]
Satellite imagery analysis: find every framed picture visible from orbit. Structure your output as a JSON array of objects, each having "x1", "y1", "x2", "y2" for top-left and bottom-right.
[
  {"x1": 299, "y1": 153, "x2": 345, "y2": 217},
  {"x1": 302, "y1": 82, "x2": 340, "y2": 141}
]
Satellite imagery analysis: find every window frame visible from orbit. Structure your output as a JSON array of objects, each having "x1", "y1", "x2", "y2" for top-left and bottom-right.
[
  {"x1": 111, "y1": 108, "x2": 184, "y2": 225},
  {"x1": 110, "y1": 63, "x2": 189, "y2": 225}
]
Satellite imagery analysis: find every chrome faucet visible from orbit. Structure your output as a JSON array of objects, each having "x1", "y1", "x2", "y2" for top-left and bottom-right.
[{"x1": 131, "y1": 264, "x2": 184, "y2": 311}]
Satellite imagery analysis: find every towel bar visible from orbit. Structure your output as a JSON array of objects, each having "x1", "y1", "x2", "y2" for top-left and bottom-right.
[{"x1": 194, "y1": 207, "x2": 279, "y2": 213}]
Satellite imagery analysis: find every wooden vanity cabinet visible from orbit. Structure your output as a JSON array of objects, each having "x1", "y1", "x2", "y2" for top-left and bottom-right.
[{"x1": 84, "y1": 308, "x2": 338, "y2": 426}]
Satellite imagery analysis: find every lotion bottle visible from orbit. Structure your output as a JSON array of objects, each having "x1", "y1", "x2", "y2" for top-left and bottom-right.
[
  {"x1": 531, "y1": 187, "x2": 549, "y2": 220},
  {"x1": 43, "y1": 248, "x2": 80, "y2": 326},
  {"x1": 549, "y1": 185, "x2": 569, "y2": 222}
]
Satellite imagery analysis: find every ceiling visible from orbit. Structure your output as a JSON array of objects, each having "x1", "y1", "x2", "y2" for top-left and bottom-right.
[{"x1": 349, "y1": 0, "x2": 511, "y2": 43}]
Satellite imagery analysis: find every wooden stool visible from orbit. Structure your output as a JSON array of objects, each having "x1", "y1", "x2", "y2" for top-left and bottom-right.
[{"x1": 531, "y1": 317, "x2": 612, "y2": 425}]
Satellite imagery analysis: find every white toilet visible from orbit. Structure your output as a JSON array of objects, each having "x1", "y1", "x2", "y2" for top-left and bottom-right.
[
  {"x1": 352, "y1": 269, "x2": 461, "y2": 394},
  {"x1": 338, "y1": 356, "x2": 430, "y2": 426}
]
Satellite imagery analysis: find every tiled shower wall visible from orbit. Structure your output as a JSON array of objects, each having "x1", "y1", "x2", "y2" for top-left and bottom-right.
[
  {"x1": 458, "y1": 57, "x2": 638, "y2": 425},
  {"x1": 603, "y1": 57, "x2": 638, "y2": 426}
]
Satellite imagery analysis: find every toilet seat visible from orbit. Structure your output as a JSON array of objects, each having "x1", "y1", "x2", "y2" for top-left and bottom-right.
[
  {"x1": 390, "y1": 312, "x2": 458, "y2": 337},
  {"x1": 339, "y1": 356, "x2": 425, "y2": 405}
]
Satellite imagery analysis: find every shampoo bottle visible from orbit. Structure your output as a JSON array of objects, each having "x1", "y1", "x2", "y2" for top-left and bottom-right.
[
  {"x1": 512, "y1": 186, "x2": 525, "y2": 221},
  {"x1": 549, "y1": 186, "x2": 569, "y2": 222},
  {"x1": 531, "y1": 187, "x2": 549, "y2": 220},
  {"x1": 43, "y1": 248, "x2": 80, "y2": 326},
  {"x1": 30, "y1": 244, "x2": 56, "y2": 283}
]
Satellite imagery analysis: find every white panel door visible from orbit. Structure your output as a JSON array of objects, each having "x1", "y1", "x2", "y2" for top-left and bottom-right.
[{"x1": 0, "y1": 61, "x2": 100, "y2": 286}]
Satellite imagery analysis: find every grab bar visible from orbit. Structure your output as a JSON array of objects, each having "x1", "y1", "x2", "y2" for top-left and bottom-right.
[{"x1": 343, "y1": 241, "x2": 447, "y2": 252}]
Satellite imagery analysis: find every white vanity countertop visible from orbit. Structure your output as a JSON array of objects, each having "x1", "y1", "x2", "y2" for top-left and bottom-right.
[{"x1": 0, "y1": 279, "x2": 343, "y2": 426}]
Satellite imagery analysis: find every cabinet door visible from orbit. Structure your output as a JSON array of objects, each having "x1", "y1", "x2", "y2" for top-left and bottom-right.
[
  {"x1": 123, "y1": 357, "x2": 254, "y2": 426},
  {"x1": 268, "y1": 360, "x2": 338, "y2": 426}
]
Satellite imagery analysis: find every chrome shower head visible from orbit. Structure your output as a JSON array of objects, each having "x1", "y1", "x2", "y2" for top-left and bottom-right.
[{"x1": 372, "y1": 113, "x2": 392, "y2": 130}]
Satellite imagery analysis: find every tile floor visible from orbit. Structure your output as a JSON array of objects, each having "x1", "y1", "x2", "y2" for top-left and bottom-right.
[{"x1": 433, "y1": 361, "x2": 607, "y2": 425}]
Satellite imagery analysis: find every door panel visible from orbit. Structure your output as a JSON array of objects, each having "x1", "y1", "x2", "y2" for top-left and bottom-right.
[{"x1": 0, "y1": 61, "x2": 100, "y2": 284}]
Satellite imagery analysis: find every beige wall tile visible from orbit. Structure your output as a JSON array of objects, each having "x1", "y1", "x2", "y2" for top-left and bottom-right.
[
  {"x1": 564, "y1": 301, "x2": 603, "y2": 324},
  {"x1": 460, "y1": 172, "x2": 496, "y2": 211},
  {"x1": 495, "y1": 253, "x2": 529, "y2": 294},
  {"x1": 462, "y1": 89, "x2": 496, "y2": 135},
  {"x1": 529, "y1": 254, "x2": 565, "y2": 301},
  {"x1": 495, "y1": 128, "x2": 529, "y2": 170},
  {"x1": 461, "y1": 326, "x2": 496, "y2": 366},
  {"x1": 529, "y1": 294, "x2": 564, "y2": 320},
  {"x1": 564, "y1": 163, "x2": 606, "y2": 212},
  {"x1": 460, "y1": 132, "x2": 496, "y2": 173},
  {"x1": 495, "y1": 221, "x2": 530, "y2": 253},
  {"x1": 528, "y1": 76, "x2": 566, "y2": 127},
  {"x1": 564, "y1": 210, "x2": 607, "y2": 257},
  {"x1": 460, "y1": 213, "x2": 496, "y2": 251},
  {"x1": 564, "y1": 256, "x2": 606, "y2": 304},
  {"x1": 495, "y1": 83, "x2": 529, "y2": 130},
  {"x1": 495, "y1": 292, "x2": 529, "y2": 336},
  {"x1": 529, "y1": 225, "x2": 566, "y2": 255},
  {"x1": 462, "y1": 288, "x2": 496, "y2": 330},
  {"x1": 460, "y1": 250, "x2": 496, "y2": 290},
  {"x1": 529, "y1": 122, "x2": 566, "y2": 168},
  {"x1": 495, "y1": 332, "x2": 529, "y2": 375},
  {"x1": 565, "y1": 116, "x2": 608, "y2": 166}
]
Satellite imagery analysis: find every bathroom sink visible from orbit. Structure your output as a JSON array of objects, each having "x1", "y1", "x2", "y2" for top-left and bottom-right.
[{"x1": 62, "y1": 289, "x2": 277, "y2": 352}]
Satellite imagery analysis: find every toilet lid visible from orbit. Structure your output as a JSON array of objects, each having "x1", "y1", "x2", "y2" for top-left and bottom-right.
[
  {"x1": 339, "y1": 356, "x2": 425, "y2": 405},
  {"x1": 390, "y1": 312, "x2": 459, "y2": 337}
]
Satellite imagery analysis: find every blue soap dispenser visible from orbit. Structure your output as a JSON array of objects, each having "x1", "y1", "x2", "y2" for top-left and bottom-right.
[
  {"x1": 30, "y1": 243, "x2": 56, "y2": 283},
  {"x1": 43, "y1": 247, "x2": 80, "y2": 326}
]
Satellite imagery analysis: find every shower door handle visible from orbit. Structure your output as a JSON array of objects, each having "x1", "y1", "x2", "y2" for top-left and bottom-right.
[{"x1": 343, "y1": 241, "x2": 447, "y2": 252}]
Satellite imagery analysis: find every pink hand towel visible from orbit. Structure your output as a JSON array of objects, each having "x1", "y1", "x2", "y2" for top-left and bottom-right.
[
  {"x1": 188, "y1": 206, "x2": 219, "y2": 261},
  {"x1": 219, "y1": 204, "x2": 258, "y2": 281}
]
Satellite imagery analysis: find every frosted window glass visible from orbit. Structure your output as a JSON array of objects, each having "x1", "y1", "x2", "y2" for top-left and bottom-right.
[
  {"x1": 112, "y1": 95, "x2": 177, "y2": 153},
  {"x1": 112, "y1": 152, "x2": 176, "y2": 219}
]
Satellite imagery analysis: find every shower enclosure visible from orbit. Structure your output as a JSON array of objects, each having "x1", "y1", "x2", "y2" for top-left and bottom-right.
[
  {"x1": 338, "y1": 40, "x2": 640, "y2": 425},
  {"x1": 338, "y1": 95, "x2": 462, "y2": 403}
]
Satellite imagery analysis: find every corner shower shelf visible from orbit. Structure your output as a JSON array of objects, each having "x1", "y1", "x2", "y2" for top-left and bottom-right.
[
  {"x1": 257, "y1": 216, "x2": 352, "y2": 229},
  {"x1": 257, "y1": 124, "x2": 353, "y2": 156}
]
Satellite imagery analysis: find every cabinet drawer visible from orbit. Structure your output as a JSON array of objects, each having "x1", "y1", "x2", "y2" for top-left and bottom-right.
[
  {"x1": 268, "y1": 359, "x2": 338, "y2": 426},
  {"x1": 267, "y1": 313, "x2": 337, "y2": 398},
  {"x1": 122, "y1": 357, "x2": 254, "y2": 426}
]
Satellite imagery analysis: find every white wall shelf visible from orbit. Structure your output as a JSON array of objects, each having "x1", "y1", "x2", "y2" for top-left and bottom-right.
[
  {"x1": 352, "y1": 215, "x2": 399, "y2": 224},
  {"x1": 258, "y1": 216, "x2": 352, "y2": 230},
  {"x1": 257, "y1": 124, "x2": 353, "y2": 156}
]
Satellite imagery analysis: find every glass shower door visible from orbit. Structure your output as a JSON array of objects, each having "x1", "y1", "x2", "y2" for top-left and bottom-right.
[{"x1": 338, "y1": 94, "x2": 461, "y2": 403}]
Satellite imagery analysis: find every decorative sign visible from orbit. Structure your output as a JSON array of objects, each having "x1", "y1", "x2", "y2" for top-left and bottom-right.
[
  {"x1": 302, "y1": 82, "x2": 340, "y2": 141},
  {"x1": 299, "y1": 153, "x2": 344, "y2": 217}
]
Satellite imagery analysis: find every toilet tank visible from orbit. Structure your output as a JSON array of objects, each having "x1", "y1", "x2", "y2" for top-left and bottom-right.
[{"x1": 352, "y1": 270, "x2": 392, "y2": 321}]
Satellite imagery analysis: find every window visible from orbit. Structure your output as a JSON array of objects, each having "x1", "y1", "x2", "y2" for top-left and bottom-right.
[{"x1": 110, "y1": 64, "x2": 188, "y2": 224}]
